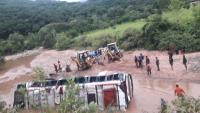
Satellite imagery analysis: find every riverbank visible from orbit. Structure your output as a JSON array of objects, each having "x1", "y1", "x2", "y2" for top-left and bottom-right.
[{"x1": 5, "y1": 47, "x2": 43, "y2": 61}]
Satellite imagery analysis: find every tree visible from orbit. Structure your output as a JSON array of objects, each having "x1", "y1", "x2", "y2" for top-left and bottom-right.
[
  {"x1": 38, "y1": 27, "x2": 56, "y2": 48},
  {"x1": 24, "y1": 33, "x2": 39, "y2": 50},
  {"x1": 58, "y1": 78, "x2": 98, "y2": 113},
  {"x1": 33, "y1": 67, "x2": 45, "y2": 82},
  {"x1": 154, "y1": 0, "x2": 170, "y2": 13},
  {"x1": 192, "y1": 5, "x2": 200, "y2": 23},
  {"x1": 119, "y1": 28, "x2": 143, "y2": 50},
  {"x1": 169, "y1": 0, "x2": 185, "y2": 10},
  {"x1": 143, "y1": 14, "x2": 171, "y2": 49},
  {"x1": 7, "y1": 32, "x2": 25, "y2": 53},
  {"x1": 55, "y1": 33, "x2": 73, "y2": 50}
]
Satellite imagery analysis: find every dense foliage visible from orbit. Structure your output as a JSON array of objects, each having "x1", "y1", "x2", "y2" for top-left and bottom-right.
[
  {"x1": 161, "y1": 96, "x2": 200, "y2": 113},
  {"x1": 0, "y1": 0, "x2": 158, "y2": 56},
  {"x1": 0, "y1": 0, "x2": 199, "y2": 57}
]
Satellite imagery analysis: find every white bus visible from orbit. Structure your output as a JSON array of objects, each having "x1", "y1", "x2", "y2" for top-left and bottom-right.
[{"x1": 15, "y1": 72, "x2": 134, "y2": 110}]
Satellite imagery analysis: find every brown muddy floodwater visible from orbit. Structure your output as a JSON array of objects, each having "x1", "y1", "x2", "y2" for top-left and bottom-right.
[
  {"x1": 0, "y1": 53, "x2": 39, "y2": 106},
  {"x1": 129, "y1": 78, "x2": 200, "y2": 113},
  {"x1": 0, "y1": 50, "x2": 200, "y2": 113}
]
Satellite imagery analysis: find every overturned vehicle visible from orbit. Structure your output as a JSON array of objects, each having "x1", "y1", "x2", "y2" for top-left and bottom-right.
[{"x1": 14, "y1": 72, "x2": 134, "y2": 111}]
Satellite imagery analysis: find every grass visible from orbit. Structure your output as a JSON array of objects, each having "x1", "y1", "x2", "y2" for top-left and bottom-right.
[
  {"x1": 162, "y1": 8, "x2": 194, "y2": 25},
  {"x1": 84, "y1": 19, "x2": 146, "y2": 38}
]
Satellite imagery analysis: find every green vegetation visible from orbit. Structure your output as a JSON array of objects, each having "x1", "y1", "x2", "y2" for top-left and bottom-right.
[
  {"x1": 58, "y1": 78, "x2": 98, "y2": 113},
  {"x1": 33, "y1": 67, "x2": 45, "y2": 82},
  {"x1": 73, "y1": 4, "x2": 200, "y2": 51},
  {"x1": 0, "y1": 0, "x2": 156, "y2": 55},
  {"x1": 161, "y1": 96, "x2": 200, "y2": 113},
  {"x1": 85, "y1": 19, "x2": 146, "y2": 38},
  {"x1": 163, "y1": 8, "x2": 194, "y2": 25},
  {"x1": 0, "y1": 0, "x2": 200, "y2": 56}
]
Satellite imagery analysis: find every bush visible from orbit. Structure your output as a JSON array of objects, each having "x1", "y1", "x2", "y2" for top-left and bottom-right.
[
  {"x1": 38, "y1": 27, "x2": 56, "y2": 48},
  {"x1": 158, "y1": 31, "x2": 196, "y2": 51},
  {"x1": 88, "y1": 34, "x2": 115, "y2": 49},
  {"x1": 143, "y1": 15, "x2": 171, "y2": 49},
  {"x1": 55, "y1": 33, "x2": 73, "y2": 50},
  {"x1": 73, "y1": 35, "x2": 92, "y2": 48},
  {"x1": 162, "y1": 96, "x2": 200, "y2": 113},
  {"x1": 58, "y1": 78, "x2": 98, "y2": 113},
  {"x1": 119, "y1": 28, "x2": 143, "y2": 50}
]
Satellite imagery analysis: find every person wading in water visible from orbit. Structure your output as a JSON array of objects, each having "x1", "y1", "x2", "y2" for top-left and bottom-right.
[
  {"x1": 183, "y1": 54, "x2": 187, "y2": 71},
  {"x1": 134, "y1": 56, "x2": 139, "y2": 68},
  {"x1": 145, "y1": 56, "x2": 150, "y2": 66},
  {"x1": 147, "y1": 64, "x2": 152, "y2": 76},
  {"x1": 156, "y1": 57, "x2": 160, "y2": 71},
  {"x1": 175, "y1": 84, "x2": 185, "y2": 97}
]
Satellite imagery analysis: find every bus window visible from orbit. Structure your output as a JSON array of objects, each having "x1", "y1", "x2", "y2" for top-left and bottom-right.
[
  {"x1": 113, "y1": 74, "x2": 124, "y2": 80},
  {"x1": 58, "y1": 79, "x2": 68, "y2": 85},
  {"x1": 17, "y1": 84, "x2": 26, "y2": 90},
  {"x1": 31, "y1": 82, "x2": 42, "y2": 87},
  {"x1": 89, "y1": 76, "x2": 97, "y2": 82},
  {"x1": 75, "y1": 77, "x2": 86, "y2": 84},
  {"x1": 45, "y1": 80, "x2": 57, "y2": 86},
  {"x1": 106, "y1": 75, "x2": 113, "y2": 81},
  {"x1": 98, "y1": 76, "x2": 106, "y2": 82},
  {"x1": 113, "y1": 74, "x2": 119, "y2": 80}
]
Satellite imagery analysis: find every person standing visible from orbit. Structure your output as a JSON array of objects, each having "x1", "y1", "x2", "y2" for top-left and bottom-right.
[
  {"x1": 139, "y1": 53, "x2": 144, "y2": 68},
  {"x1": 183, "y1": 54, "x2": 187, "y2": 71},
  {"x1": 147, "y1": 64, "x2": 151, "y2": 76},
  {"x1": 54, "y1": 64, "x2": 58, "y2": 73},
  {"x1": 168, "y1": 52, "x2": 174, "y2": 70},
  {"x1": 58, "y1": 60, "x2": 62, "y2": 72},
  {"x1": 169, "y1": 58, "x2": 173, "y2": 70},
  {"x1": 145, "y1": 56, "x2": 150, "y2": 66},
  {"x1": 156, "y1": 57, "x2": 160, "y2": 71},
  {"x1": 134, "y1": 56, "x2": 138, "y2": 68},
  {"x1": 175, "y1": 84, "x2": 185, "y2": 97}
]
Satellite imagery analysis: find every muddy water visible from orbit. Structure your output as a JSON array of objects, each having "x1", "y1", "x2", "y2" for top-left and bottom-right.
[
  {"x1": 0, "y1": 54, "x2": 38, "y2": 75},
  {"x1": 0, "y1": 53, "x2": 39, "y2": 106},
  {"x1": 127, "y1": 78, "x2": 200, "y2": 113}
]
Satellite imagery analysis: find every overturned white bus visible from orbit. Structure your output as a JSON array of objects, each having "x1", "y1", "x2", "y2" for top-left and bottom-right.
[{"x1": 14, "y1": 72, "x2": 134, "y2": 111}]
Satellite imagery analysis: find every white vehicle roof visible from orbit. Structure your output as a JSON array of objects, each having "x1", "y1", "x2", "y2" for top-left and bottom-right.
[
  {"x1": 84, "y1": 80, "x2": 122, "y2": 87},
  {"x1": 107, "y1": 42, "x2": 117, "y2": 46}
]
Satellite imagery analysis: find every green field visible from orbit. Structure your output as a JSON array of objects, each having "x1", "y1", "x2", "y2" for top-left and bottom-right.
[{"x1": 84, "y1": 19, "x2": 146, "y2": 38}]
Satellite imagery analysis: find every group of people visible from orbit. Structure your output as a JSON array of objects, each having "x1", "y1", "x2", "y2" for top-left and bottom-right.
[
  {"x1": 168, "y1": 51, "x2": 188, "y2": 71},
  {"x1": 53, "y1": 60, "x2": 62, "y2": 73},
  {"x1": 134, "y1": 51, "x2": 188, "y2": 76},
  {"x1": 134, "y1": 53, "x2": 160, "y2": 76}
]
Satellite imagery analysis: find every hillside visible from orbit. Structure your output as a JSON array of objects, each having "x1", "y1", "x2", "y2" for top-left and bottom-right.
[
  {"x1": 85, "y1": 19, "x2": 146, "y2": 38},
  {"x1": 81, "y1": 8, "x2": 195, "y2": 39},
  {"x1": 71, "y1": 7, "x2": 199, "y2": 51},
  {"x1": 163, "y1": 8, "x2": 194, "y2": 25}
]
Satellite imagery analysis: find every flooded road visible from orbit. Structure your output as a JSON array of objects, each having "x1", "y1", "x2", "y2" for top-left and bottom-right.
[{"x1": 0, "y1": 49, "x2": 200, "y2": 113}]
